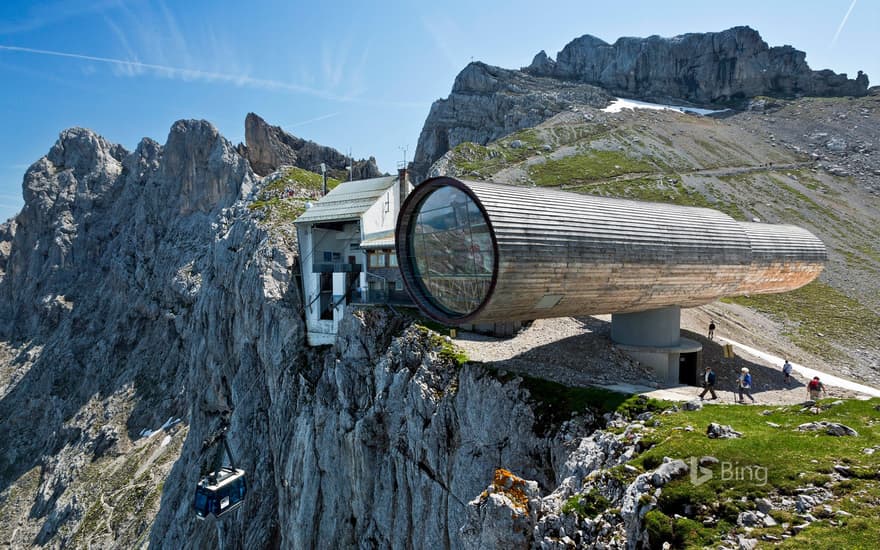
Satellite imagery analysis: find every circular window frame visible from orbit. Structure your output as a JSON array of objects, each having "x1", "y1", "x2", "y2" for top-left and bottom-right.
[{"x1": 395, "y1": 177, "x2": 500, "y2": 324}]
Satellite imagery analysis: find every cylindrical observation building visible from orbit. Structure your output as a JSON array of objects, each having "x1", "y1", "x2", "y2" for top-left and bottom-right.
[{"x1": 395, "y1": 177, "x2": 826, "y2": 325}]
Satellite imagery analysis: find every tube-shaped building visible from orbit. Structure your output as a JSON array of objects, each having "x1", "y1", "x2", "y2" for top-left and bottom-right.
[{"x1": 395, "y1": 177, "x2": 826, "y2": 325}]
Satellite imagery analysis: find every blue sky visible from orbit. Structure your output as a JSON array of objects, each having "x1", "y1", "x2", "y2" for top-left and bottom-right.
[{"x1": 1, "y1": 0, "x2": 876, "y2": 222}]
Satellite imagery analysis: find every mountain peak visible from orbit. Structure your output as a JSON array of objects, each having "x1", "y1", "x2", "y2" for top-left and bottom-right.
[
  {"x1": 524, "y1": 26, "x2": 869, "y2": 103},
  {"x1": 243, "y1": 112, "x2": 382, "y2": 180}
]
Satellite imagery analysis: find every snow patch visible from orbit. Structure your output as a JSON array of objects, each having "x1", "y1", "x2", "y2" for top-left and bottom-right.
[
  {"x1": 603, "y1": 97, "x2": 728, "y2": 116},
  {"x1": 161, "y1": 435, "x2": 172, "y2": 447}
]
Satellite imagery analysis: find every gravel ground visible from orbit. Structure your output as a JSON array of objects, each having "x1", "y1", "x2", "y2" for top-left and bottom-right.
[
  {"x1": 455, "y1": 310, "x2": 873, "y2": 405},
  {"x1": 455, "y1": 316, "x2": 658, "y2": 388}
]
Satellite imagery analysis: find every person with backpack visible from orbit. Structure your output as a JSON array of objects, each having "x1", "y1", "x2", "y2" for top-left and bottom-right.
[
  {"x1": 808, "y1": 376, "x2": 826, "y2": 401},
  {"x1": 699, "y1": 366, "x2": 717, "y2": 400},
  {"x1": 738, "y1": 367, "x2": 755, "y2": 403},
  {"x1": 782, "y1": 359, "x2": 793, "y2": 385}
]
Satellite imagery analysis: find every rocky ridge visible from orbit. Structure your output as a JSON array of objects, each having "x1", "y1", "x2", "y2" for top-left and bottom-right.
[
  {"x1": 242, "y1": 112, "x2": 382, "y2": 179},
  {"x1": 525, "y1": 26, "x2": 868, "y2": 105},
  {"x1": 410, "y1": 62, "x2": 611, "y2": 181},
  {"x1": 414, "y1": 26, "x2": 869, "y2": 182}
]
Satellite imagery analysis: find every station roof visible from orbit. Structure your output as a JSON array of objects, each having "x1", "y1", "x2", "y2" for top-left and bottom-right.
[{"x1": 294, "y1": 175, "x2": 396, "y2": 224}]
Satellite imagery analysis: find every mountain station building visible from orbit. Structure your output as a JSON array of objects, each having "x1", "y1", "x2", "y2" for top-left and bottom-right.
[{"x1": 294, "y1": 170, "x2": 411, "y2": 346}]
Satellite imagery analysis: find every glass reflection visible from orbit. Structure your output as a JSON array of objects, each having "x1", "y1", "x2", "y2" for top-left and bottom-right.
[{"x1": 410, "y1": 187, "x2": 494, "y2": 316}]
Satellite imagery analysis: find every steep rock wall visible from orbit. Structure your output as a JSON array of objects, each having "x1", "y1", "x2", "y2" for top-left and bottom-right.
[
  {"x1": 0, "y1": 120, "x2": 660, "y2": 549},
  {"x1": 411, "y1": 62, "x2": 610, "y2": 182},
  {"x1": 0, "y1": 120, "x2": 260, "y2": 546},
  {"x1": 526, "y1": 26, "x2": 869, "y2": 104},
  {"x1": 243, "y1": 113, "x2": 382, "y2": 180}
]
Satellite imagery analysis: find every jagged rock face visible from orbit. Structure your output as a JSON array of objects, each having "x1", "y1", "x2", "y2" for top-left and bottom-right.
[
  {"x1": 525, "y1": 26, "x2": 869, "y2": 104},
  {"x1": 411, "y1": 62, "x2": 611, "y2": 182},
  {"x1": 0, "y1": 119, "x2": 625, "y2": 549},
  {"x1": 150, "y1": 308, "x2": 563, "y2": 549},
  {"x1": 244, "y1": 112, "x2": 382, "y2": 179},
  {"x1": 0, "y1": 120, "x2": 260, "y2": 546}
]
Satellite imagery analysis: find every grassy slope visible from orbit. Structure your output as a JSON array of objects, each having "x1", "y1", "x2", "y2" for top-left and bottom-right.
[
  {"x1": 633, "y1": 398, "x2": 880, "y2": 549},
  {"x1": 248, "y1": 166, "x2": 341, "y2": 227}
]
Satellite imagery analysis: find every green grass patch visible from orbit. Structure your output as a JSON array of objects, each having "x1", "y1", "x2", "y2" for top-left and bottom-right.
[
  {"x1": 723, "y1": 281, "x2": 880, "y2": 361},
  {"x1": 777, "y1": 517, "x2": 878, "y2": 549},
  {"x1": 567, "y1": 177, "x2": 746, "y2": 220},
  {"x1": 645, "y1": 510, "x2": 718, "y2": 549},
  {"x1": 248, "y1": 166, "x2": 341, "y2": 226},
  {"x1": 528, "y1": 149, "x2": 658, "y2": 186},
  {"x1": 563, "y1": 489, "x2": 612, "y2": 518},
  {"x1": 631, "y1": 398, "x2": 880, "y2": 547}
]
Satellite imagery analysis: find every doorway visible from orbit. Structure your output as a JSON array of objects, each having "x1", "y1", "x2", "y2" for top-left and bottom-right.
[{"x1": 678, "y1": 352, "x2": 699, "y2": 385}]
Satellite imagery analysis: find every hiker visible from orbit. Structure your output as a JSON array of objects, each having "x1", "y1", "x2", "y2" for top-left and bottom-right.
[
  {"x1": 708, "y1": 320, "x2": 716, "y2": 340},
  {"x1": 808, "y1": 376, "x2": 826, "y2": 401},
  {"x1": 699, "y1": 366, "x2": 717, "y2": 400},
  {"x1": 782, "y1": 359, "x2": 793, "y2": 385},
  {"x1": 738, "y1": 367, "x2": 755, "y2": 403}
]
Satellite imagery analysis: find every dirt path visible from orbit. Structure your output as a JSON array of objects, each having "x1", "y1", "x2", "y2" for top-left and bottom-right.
[{"x1": 558, "y1": 161, "x2": 814, "y2": 191}]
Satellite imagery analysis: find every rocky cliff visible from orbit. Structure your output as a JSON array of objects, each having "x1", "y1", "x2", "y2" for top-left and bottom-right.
[
  {"x1": 243, "y1": 112, "x2": 382, "y2": 180},
  {"x1": 525, "y1": 26, "x2": 869, "y2": 104},
  {"x1": 0, "y1": 121, "x2": 671, "y2": 548},
  {"x1": 413, "y1": 26, "x2": 869, "y2": 182},
  {"x1": 410, "y1": 62, "x2": 611, "y2": 183}
]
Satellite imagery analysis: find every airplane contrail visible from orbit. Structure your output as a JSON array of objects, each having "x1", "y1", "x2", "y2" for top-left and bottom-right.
[
  {"x1": 0, "y1": 44, "x2": 430, "y2": 108},
  {"x1": 831, "y1": 0, "x2": 858, "y2": 47},
  {"x1": 0, "y1": 44, "x2": 342, "y2": 100},
  {"x1": 288, "y1": 112, "x2": 341, "y2": 128}
]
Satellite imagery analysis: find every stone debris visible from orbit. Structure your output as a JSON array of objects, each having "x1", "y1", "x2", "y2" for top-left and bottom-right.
[
  {"x1": 797, "y1": 421, "x2": 859, "y2": 436},
  {"x1": 707, "y1": 423, "x2": 743, "y2": 439}
]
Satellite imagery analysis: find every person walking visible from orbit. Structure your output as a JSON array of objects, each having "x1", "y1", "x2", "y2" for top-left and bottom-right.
[
  {"x1": 708, "y1": 320, "x2": 716, "y2": 340},
  {"x1": 808, "y1": 376, "x2": 826, "y2": 401},
  {"x1": 782, "y1": 359, "x2": 793, "y2": 385},
  {"x1": 738, "y1": 367, "x2": 755, "y2": 403},
  {"x1": 699, "y1": 366, "x2": 718, "y2": 400}
]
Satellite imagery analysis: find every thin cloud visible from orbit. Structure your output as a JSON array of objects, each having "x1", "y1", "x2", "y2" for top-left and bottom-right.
[
  {"x1": 831, "y1": 0, "x2": 858, "y2": 47},
  {"x1": 287, "y1": 112, "x2": 341, "y2": 128},
  {"x1": 0, "y1": 44, "x2": 350, "y2": 100},
  {"x1": 0, "y1": 44, "x2": 431, "y2": 108}
]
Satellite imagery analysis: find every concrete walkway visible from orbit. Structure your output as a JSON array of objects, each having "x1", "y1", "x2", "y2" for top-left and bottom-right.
[
  {"x1": 719, "y1": 337, "x2": 880, "y2": 398},
  {"x1": 597, "y1": 382, "x2": 700, "y2": 402},
  {"x1": 597, "y1": 338, "x2": 880, "y2": 402}
]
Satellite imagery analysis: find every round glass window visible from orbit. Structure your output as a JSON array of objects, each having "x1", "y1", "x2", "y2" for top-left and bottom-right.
[{"x1": 409, "y1": 186, "x2": 495, "y2": 317}]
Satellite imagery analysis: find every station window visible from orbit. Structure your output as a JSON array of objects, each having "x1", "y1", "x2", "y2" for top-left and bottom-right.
[{"x1": 409, "y1": 186, "x2": 494, "y2": 316}]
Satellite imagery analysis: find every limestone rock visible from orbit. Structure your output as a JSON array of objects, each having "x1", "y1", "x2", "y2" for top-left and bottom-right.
[
  {"x1": 650, "y1": 459, "x2": 689, "y2": 487},
  {"x1": 797, "y1": 421, "x2": 858, "y2": 436},
  {"x1": 525, "y1": 26, "x2": 869, "y2": 104},
  {"x1": 707, "y1": 423, "x2": 743, "y2": 439},
  {"x1": 411, "y1": 62, "x2": 610, "y2": 181},
  {"x1": 684, "y1": 400, "x2": 702, "y2": 411},
  {"x1": 244, "y1": 112, "x2": 382, "y2": 179}
]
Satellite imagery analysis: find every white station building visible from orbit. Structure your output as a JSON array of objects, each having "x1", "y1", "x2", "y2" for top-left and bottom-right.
[{"x1": 294, "y1": 170, "x2": 410, "y2": 346}]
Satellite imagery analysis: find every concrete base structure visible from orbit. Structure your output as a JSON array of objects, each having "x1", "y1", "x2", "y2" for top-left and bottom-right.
[{"x1": 611, "y1": 307, "x2": 703, "y2": 385}]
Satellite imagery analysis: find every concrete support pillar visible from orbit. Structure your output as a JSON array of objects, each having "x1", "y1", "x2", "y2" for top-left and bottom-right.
[
  {"x1": 611, "y1": 306, "x2": 681, "y2": 347},
  {"x1": 611, "y1": 306, "x2": 701, "y2": 385}
]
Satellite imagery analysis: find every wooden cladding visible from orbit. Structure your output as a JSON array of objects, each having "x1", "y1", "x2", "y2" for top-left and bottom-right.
[{"x1": 396, "y1": 177, "x2": 826, "y2": 325}]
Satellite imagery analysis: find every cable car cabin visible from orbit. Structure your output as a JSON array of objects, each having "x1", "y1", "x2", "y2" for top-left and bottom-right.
[{"x1": 193, "y1": 467, "x2": 247, "y2": 519}]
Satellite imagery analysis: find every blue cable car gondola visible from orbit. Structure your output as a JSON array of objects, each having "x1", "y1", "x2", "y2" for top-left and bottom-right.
[{"x1": 193, "y1": 422, "x2": 247, "y2": 519}]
